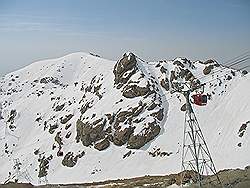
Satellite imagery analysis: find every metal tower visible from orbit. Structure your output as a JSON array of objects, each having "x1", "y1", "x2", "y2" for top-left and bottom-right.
[{"x1": 180, "y1": 90, "x2": 221, "y2": 187}]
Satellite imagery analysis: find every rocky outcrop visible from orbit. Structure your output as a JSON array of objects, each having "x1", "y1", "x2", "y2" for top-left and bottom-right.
[
  {"x1": 242, "y1": 70, "x2": 248, "y2": 75},
  {"x1": 94, "y1": 138, "x2": 110, "y2": 151},
  {"x1": 181, "y1": 104, "x2": 186, "y2": 111},
  {"x1": 60, "y1": 114, "x2": 74, "y2": 124},
  {"x1": 238, "y1": 120, "x2": 250, "y2": 137},
  {"x1": 49, "y1": 124, "x2": 59, "y2": 134},
  {"x1": 7, "y1": 109, "x2": 17, "y2": 124},
  {"x1": 203, "y1": 59, "x2": 215, "y2": 64},
  {"x1": 76, "y1": 98, "x2": 163, "y2": 150},
  {"x1": 62, "y1": 151, "x2": 85, "y2": 167},
  {"x1": 113, "y1": 53, "x2": 138, "y2": 89},
  {"x1": 122, "y1": 84, "x2": 149, "y2": 98},
  {"x1": 80, "y1": 101, "x2": 93, "y2": 114},
  {"x1": 160, "y1": 79, "x2": 169, "y2": 91},
  {"x1": 114, "y1": 103, "x2": 145, "y2": 129},
  {"x1": 38, "y1": 155, "x2": 53, "y2": 178},
  {"x1": 0, "y1": 103, "x2": 3, "y2": 120},
  {"x1": 54, "y1": 103, "x2": 65, "y2": 112},
  {"x1": 55, "y1": 131, "x2": 63, "y2": 151},
  {"x1": 203, "y1": 65, "x2": 214, "y2": 75},
  {"x1": 147, "y1": 102, "x2": 158, "y2": 111},
  {"x1": 127, "y1": 122, "x2": 161, "y2": 149},
  {"x1": 75, "y1": 118, "x2": 106, "y2": 147},
  {"x1": 111, "y1": 52, "x2": 167, "y2": 149},
  {"x1": 113, "y1": 127, "x2": 135, "y2": 146},
  {"x1": 148, "y1": 147, "x2": 173, "y2": 157},
  {"x1": 150, "y1": 109, "x2": 164, "y2": 121},
  {"x1": 173, "y1": 60, "x2": 185, "y2": 68},
  {"x1": 40, "y1": 77, "x2": 60, "y2": 85}
]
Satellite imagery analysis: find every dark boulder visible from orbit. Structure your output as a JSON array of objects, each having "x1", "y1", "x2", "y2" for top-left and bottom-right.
[
  {"x1": 242, "y1": 70, "x2": 248, "y2": 75},
  {"x1": 160, "y1": 79, "x2": 169, "y2": 91},
  {"x1": 94, "y1": 138, "x2": 110, "y2": 151},
  {"x1": 181, "y1": 104, "x2": 186, "y2": 111},
  {"x1": 203, "y1": 65, "x2": 214, "y2": 75},
  {"x1": 75, "y1": 119, "x2": 106, "y2": 147},
  {"x1": 55, "y1": 103, "x2": 65, "y2": 111},
  {"x1": 147, "y1": 102, "x2": 157, "y2": 111},
  {"x1": 60, "y1": 114, "x2": 74, "y2": 124},
  {"x1": 113, "y1": 127, "x2": 135, "y2": 146},
  {"x1": 7, "y1": 109, "x2": 17, "y2": 124},
  {"x1": 62, "y1": 151, "x2": 85, "y2": 167}
]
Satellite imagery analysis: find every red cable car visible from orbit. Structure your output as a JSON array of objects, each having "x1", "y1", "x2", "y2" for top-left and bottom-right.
[{"x1": 191, "y1": 94, "x2": 207, "y2": 106}]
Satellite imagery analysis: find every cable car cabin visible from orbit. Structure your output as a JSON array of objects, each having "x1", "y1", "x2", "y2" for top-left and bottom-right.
[{"x1": 191, "y1": 94, "x2": 207, "y2": 106}]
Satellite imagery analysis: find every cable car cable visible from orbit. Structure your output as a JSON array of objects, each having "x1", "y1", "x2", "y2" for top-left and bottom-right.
[{"x1": 194, "y1": 57, "x2": 249, "y2": 81}]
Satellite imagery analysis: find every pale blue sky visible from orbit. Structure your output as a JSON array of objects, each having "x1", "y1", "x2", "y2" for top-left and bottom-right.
[{"x1": 0, "y1": 0, "x2": 250, "y2": 75}]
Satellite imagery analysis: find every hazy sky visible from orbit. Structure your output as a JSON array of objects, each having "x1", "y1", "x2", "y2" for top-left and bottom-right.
[{"x1": 0, "y1": 0, "x2": 250, "y2": 75}]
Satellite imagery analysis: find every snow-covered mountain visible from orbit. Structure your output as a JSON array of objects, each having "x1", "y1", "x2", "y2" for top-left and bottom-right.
[{"x1": 0, "y1": 52, "x2": 249, "y2": 185}]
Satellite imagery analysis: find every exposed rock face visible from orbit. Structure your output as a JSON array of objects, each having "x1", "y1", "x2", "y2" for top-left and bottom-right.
[
  {"x1": 0, "y1": 103, "x2": 3, "y2": 120},
  {"x1": 181, "y1": 104, "x2": 186, "y2": 111},
  {"x1": 238, "y1": 120, "x2": 250, "y2": 137},
  {"x1": 151, "y1": 109, "x2": 164, "y2": 121},
  {"x1": 54, "y1": 103, "x2": 65, "y2": 111},
  {"x1": 203, "y1": 65, "x2": 214, "y2": 75},
  {"x1": 128, "y1": 122, "x2": 161, "y2": 149},
  {"x1": 94, "y1": 138, "x2": 110, "y2": 151},
  {"x1": 122, "y1": 84, "x2": 149, "y2": 98},
  {"x1": 38, "y1": 155, "x2": 53, "y2": 178},
  {"x1": 110, "y1": 52, "x2": 166, "y2": 149},
  {"x1": 167, "y1": 59, "x2": 202, "y2": 92},
  {"x1": 80, "y1": 101, "x2": 92, "y2": 114},
  {"x1": 113, "y1": 103, "x2": 146, "y2": 129},
  {"x1": 203, "y1": 59, "x2": 215, "y2": 64},
  {"x1": 147, "y1": 102, "x2": 157, "y2": 111},
  {"x1": 7, "y1": 109, "x2": 17, "y2": 124},
  {"x1": 242, "y1": 70, "x2": 248, "y2": 75},
  {"x1": 113, "y1": 53, "x2": 138, "y2": 89},
  {"x1": 148, "y1": 147, "x2": 173, "y2": 158},
  {"x1": 173, "y1": 60, "x2": 185, "y2": 68},
  {"x1": 60, "y1": 114, "x2": 74, "y2": 124},
  {"x1": 40, "y1": 77, "x2": 60, "y2": 85},
  {"x1": 49, "y1": 123, "x2": 59, "y2": 134},
  {"x1": 62, "y1": 151, "x2": 85, "y2": 167},
  {"x1": 55, "y1": 132, "x2": 63, "y2": 146},
  {"x1": 75, "y1": 119, "x2": 106, "y2": 147},
  {"x1": 160, "y1": 79, "x2": 169, "y2": 91},
  {"x1": 113, "y1": 127, "x2": 135, "y2": 146}
]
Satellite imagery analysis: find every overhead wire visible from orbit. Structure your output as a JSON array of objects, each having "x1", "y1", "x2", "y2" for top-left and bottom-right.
[
  {"x1": 223, "y1": 50, "x2": 250, "y2": 66},
  {"x1": 195, "y1": 55, "x2": 249, "y2": 81},
  {"x1": 135, "y1": 51, "x2": 249, "y2": 83}
]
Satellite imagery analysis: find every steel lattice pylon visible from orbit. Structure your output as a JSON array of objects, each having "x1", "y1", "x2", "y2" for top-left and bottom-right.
[{"x1": 180, "y1": 91, "x2": 221, "y2": 187}]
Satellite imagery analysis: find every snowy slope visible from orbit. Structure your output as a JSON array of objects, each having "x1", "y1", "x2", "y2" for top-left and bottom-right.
[{"x1": 0, "y1": 52, "x2": 249, "y2": 185}]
